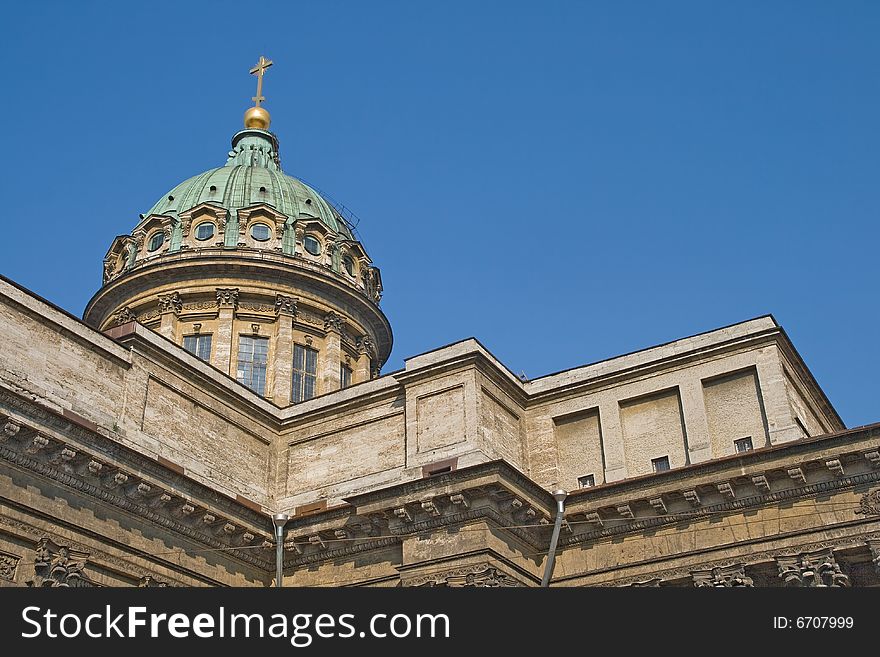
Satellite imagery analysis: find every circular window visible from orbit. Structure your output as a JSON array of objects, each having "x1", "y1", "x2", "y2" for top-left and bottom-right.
[
  {"x1": 304, "y1": 235, "x2": 321, "y2": 256},
  {"x1": 343, "y1": 255, "x2": 355, "y2": 276},
  {"x1": 195, "y1": 222, "x2": 215, "y2": 241},
  {"x1": 251, "y1": 223, "x2": 271, "y2": 241},
  {"x1": 147, "y1": 232, "x2": 165, "y2": 252}
]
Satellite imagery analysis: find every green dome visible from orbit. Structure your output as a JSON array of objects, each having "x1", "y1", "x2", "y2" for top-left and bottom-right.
[{"x1": 145, "y1": 128, "x2": 354, "y2": 239}]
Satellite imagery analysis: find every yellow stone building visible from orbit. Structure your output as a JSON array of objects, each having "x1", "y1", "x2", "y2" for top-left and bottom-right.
[{"x1": 0, "y1": 62, "x2": 878, "y2": 587}]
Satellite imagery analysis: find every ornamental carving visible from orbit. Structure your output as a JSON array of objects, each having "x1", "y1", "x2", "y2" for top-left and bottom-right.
[
  {"x1": 112, "y1": 307, "x2": 138, "y2": 326},
  {"x1": 31, "y1": 537, "x2": 97, "y2": 587},
  {"x1": 274, "y1": 294, "x2": 297, "y2": 317},
  {"x1": 215, "y1": 288, "x2": 240, "y2": 308},
  {"x1": 412, "y1": 566, "x2": 522, "y2": 588},
  {"x1": 238, "y1": 302, "x2": 275, "y2": 313},
  {"x1": 182, "y1": 301, "x2": 218, "y2": 311},
  {"x1": 324, "y1": 311, "x2": 345, "y2": 333},
  {"x1": 138, "y1": 575, "x2": 169, "y2": 588},
  {"x1": 776, "y1": 549, "x2": 850, "y2": 587},
  {"x1": 867, "y1": 540, "x2": 880, "y2": 575},
  {"x1": 157, "y1": 291, "x2": 182, "y2": 315},
  {"x1": 855, "y1": 489, "x2": 880, "y2": 517},
  {"x1": 0, "y1": 552, "x2": 20, "y2": 581},
  {"x1": 102, "y1": 259, "x2": 117, "y2": 283},
  {"x1": 356, "y1": 335, "x2": 376, "y2": 357},
  {"x1": 362, "y1": 266, "x2": 383, "y2": 303},
  {"x1": 692, "y1": 564, "x2": 753, "y2": 587}
]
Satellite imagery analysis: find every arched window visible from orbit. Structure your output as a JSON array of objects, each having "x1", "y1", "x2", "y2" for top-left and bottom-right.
[
  {"x1": 147, "y1": 232, "x2": 165, "y2": 252},
  {"x1": 195, "y1": 222, "x2": 215, "y2": 241},
  {"x1": 251, "y1": 223, "x2": 271, "y2": 241},
  {"x1": 343, "y1": 255, "x2": 355, "y2": 276},
  {"x1": 304, "y1": 235, "x2": 321, "y2": 256}
]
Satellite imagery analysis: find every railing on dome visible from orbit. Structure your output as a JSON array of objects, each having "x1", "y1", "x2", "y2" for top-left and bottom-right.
[{"x1": 293, "y1": 176, "x2": 365, "y2": 245}]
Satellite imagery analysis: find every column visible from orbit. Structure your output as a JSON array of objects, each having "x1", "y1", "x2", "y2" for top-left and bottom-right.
[
  {"x1": 355, "y1": 335, "x2": 375, "y2": 383},
  {"x1": 273, "y1": 294, "x2": 297, "y2": 405},
  {"x1": 156, "y1": 291, "x2": 181, "y2": 341},
  {"x1": 679, "y1": 379, "x2": 712, "y2": 463},
  {"x1": 215, "y1": 288, "x2": 239, "y2": 377},
  {"x1": 321, "y1": 312, "x2": 343, "y2": 394},
  {"x1": 599, "y1": 400, "x2": 628, "y2": 482},
  {"x1": 755, "y1": 344, "x2": 801, "y2": 445}
]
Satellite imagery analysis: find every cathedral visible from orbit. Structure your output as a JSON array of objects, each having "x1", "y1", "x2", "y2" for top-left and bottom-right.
[{"x1": 0, "y1": 59, "x2": 878, "y2": 588}]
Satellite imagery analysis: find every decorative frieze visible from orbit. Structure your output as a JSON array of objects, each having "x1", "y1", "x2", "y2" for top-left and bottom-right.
[
  {"x1": 138, "y1": 576, "x2": 169, "y2": 588},
  {"x1": 411, "y1": 566, "x2": 522, "y2": 588},
  {"x1": 776, "y1": 549, "x2": 850, "y2": 587},
  {"x1": 855, "y1": 488, "x2": 880, "y2": 517},
  {"x1": 0, "y1": 551, "x2": 20, "y2": 581},
  {"x1": 692, "y1": 564, "x2": 753, "y2": 587}
]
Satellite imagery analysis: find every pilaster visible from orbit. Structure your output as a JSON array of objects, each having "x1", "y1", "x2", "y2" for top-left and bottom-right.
[
  {"x1": 215, "y1": 288, "x2": 239, "y2": 376},
  {"x1": 272, "y1": 294, "x2": 297, "y2": 405},
  {"x1": 321, "y1": 312, "x2": 343, "y2": 393}
]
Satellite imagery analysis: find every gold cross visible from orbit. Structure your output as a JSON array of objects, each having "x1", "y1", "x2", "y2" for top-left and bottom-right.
[{"x1": 249, "y1": 56, "x2": 273, "y2": 107}]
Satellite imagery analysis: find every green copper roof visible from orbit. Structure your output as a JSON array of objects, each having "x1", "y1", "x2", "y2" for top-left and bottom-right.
[{"x1": 145, "y1": 129, "x2": 354, "y2": 239}]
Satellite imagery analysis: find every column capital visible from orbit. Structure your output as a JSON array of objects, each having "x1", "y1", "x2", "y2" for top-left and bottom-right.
[
  {"x1": 274, "y1": 293, "x2": 298, "y2": 317},
  {"x1": 323, "y1": 311, "x2": 345, "y2": 334},
  {"x1": 216, "y1": 288, "x2": 240, "y2": 309},
  {"x1": 157, "y1": 291, "x2": 182, "y2": 316}
]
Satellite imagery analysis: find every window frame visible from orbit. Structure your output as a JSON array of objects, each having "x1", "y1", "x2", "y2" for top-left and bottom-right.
[
  {"x1": 182, "y1": 333, "x2": 213, "y2": 361},
  {"x1": 651, "y1": 456, "x2": 671, "y2": 473},
  {"x1": 236, "y1": 335, "x2": 269, "y2": 396},
  {"x1": 194, "y1": 222, "x2": 215, "y2": 241},
  {"x1": 147, "y1": 231, "x2": 165, "y2": 252},
  {"x1": 292, "y1": 343, "x2": 319, "y2": 403},
  {"x1": 303, "y1": 234, "x2": 322, "y2": 256},
  {"x1": 340, "y1": 362, "x2": 353, "y2": 389},
  {"x1": 578, "y1": 474, "x2": 596, "y2": 489},
  {"x1": 250, "y1": 223, "x2": 271, "y2": 242},
  {"x1": 734, "y1": 436, "x2": 754, "y2": 453}
]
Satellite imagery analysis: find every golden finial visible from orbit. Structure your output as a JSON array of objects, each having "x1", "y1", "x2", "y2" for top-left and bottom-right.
[{"x1": 244, "y1": 56, "x2": 273, "y2": 130}]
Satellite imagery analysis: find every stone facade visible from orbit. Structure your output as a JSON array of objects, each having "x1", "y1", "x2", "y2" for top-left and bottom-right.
[{"x1": 1, "y1": 273, "x2": 877, "y2": 587}]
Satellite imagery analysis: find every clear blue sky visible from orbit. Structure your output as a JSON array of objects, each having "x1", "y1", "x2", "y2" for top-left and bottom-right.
[{"x1": 0, "y1": 1, "x2": 877, "y2": 426}]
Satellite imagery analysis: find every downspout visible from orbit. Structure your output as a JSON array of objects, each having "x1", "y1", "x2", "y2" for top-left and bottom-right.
[
  {"x1": 540, "y1": 489, "x2": 568, "y2": 588},
  {"x1": 272, "y1": 513, "x2": 290, "y2": 588}
]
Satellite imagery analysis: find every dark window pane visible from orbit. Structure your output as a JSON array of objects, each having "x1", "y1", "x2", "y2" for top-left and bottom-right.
[
  {"x1": 251, "y1": 224, "x2": 271, "y2": 241},
  {"x1": 195, "y1": 223, "x2": 215, "y2": 240},
  {"x1": 304, "y1": 235, "x2": 321, "y2": 255}
]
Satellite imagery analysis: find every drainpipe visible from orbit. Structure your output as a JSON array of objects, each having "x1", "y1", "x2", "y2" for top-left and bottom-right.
[
  {"x1": 272, "y1": 513, "x2": 290, "y2": 588},
  {"x1": 540, "y1": 489, "x2": 567, "y2": 588}
]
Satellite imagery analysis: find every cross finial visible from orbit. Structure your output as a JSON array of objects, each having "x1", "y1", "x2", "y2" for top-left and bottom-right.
[{"x1": 249, "y1": 56, "x2": 273, "y2": 107}]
